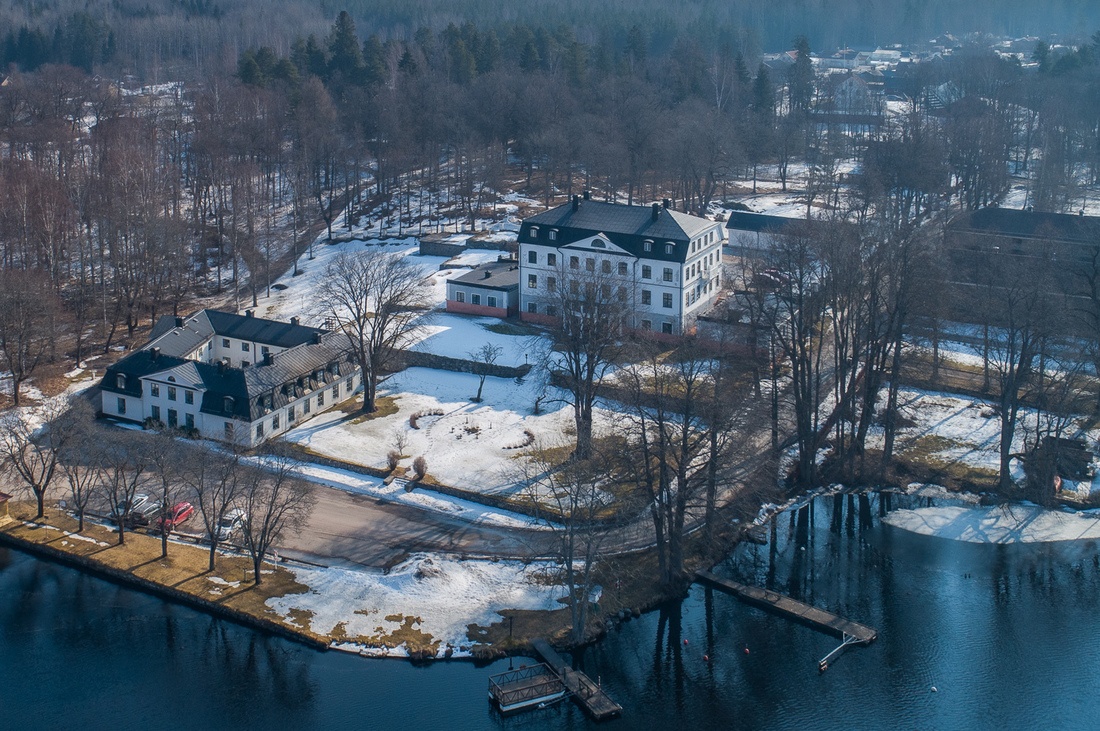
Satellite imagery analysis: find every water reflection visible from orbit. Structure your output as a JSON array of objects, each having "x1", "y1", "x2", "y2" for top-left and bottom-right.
[{"x1": 4, "y1": 494, "x2": 1100, "y2": 731}]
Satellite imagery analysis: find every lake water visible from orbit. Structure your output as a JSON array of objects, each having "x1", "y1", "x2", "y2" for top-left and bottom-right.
[{"x1": 3, "y1": 494, "x2": 1099, "y2": 731}]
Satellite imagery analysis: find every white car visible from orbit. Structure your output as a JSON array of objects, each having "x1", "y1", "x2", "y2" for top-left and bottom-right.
[{"x1": 216, "y1": 508, "x2": 247, "y2": 541}]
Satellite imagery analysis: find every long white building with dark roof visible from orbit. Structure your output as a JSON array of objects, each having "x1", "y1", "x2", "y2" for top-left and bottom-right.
[
  {"x1": 519, "y1": 194, "x2": 726, "y2": 336},
  {"x1": 98, "y1": 309, "x2": 360, "y2": 447}
]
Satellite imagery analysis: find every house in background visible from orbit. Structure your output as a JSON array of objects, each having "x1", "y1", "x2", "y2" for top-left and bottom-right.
[
  {"x1": 98, "y1": 309, "x2": 360, "y2": 447},
  {"x1": 445, "y1": 258, "x2": 521, "y2": 318},
  {"x1": 518, "y1": 194, "x2": 726, "y2": 336}
]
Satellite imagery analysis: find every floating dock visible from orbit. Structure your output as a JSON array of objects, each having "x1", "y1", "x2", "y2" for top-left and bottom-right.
[
  {"x1": 695, "y1": 570, "x2": 877, "y2": 670},
  {"x1": 488, "y1": 663, "x2": 567, "y2": 714},
  {"x1": 531, "y1": 638, "x2": 622, "y2": 720}
]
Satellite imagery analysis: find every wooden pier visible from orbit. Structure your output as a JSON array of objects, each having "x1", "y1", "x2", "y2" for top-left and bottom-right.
[
  {"x1": 695, "y1": 571, "x2": 877, "y2": 670},
  {"x1": 531, "y1": 638, "x2": 622, "y2": 720}
]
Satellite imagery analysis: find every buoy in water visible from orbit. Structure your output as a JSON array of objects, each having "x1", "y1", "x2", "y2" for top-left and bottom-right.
[
  {"x1": 703, "y1": 654, "x2": 709, "y2": 662},
  {"x1": 931, "y1": 686, "x2": 938, "y2": 693},
  {"x1": 683, "y1": 639, "x2": 689, "y2": 645},
  {"x1": 743, "y1": 647, "x2": 750, "y2": 655}
]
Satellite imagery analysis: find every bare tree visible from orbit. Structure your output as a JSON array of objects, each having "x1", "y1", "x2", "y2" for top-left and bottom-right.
[
  {"x1": 239, "y1": 446, "x2": 315, "y2": 586},
  {"x1": 521, "y1": 443, "x2": 615, "y2": 645},
  {"x1": 100, "y1": 431, "x2": 152, "y2": 546},
  {"x1": 183, "y1": 451, "x2": 244, "y2": 572},
  {"x1": 468, "y1": 342, "x2": 503, "y2": 402},
  {"x1": 0, "y1": 269, "x2": 60, "y2": 407},
  {"x1": 538, "y1": 259, "x2": 631, "y2": 460},
  {"x1": 148, "y1": 430, "x2": 187, "y2": 559},
  {"x1": 317, "y1": 250, "x2": 430, "y2": 413},
  {"x1": 0, "y1": 397, "x2": 80, "y2": 518},
  {"x1": 55, "y1": 400, "x2": 103, "y2": 532}
]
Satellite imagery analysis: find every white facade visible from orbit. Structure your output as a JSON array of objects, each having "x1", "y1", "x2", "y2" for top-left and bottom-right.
[{"x1": 519, "y1": 225, "x2": 725, "y2": 336}]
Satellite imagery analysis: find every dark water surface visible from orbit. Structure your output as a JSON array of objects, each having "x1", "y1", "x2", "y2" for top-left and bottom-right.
[{"x1": 3, "y1": 495, "x2": 1099, "y2": 731}]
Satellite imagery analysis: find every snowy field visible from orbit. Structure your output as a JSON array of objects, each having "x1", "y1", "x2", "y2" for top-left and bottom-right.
[
  {"x1": 266, "y1": 553, "x2": 563, "y2": 657},
  {"x1": 864, "y1": 387, "x2": 1080, "y2": 475},
  {"x1": 884, "y1": 503, "x2": 1100, "y2": 543},
  {"x1": 285, "y1": 367, "x2": 616, "y2": 497},
  {"x1": 406, "y1": 313, "x2": 544, "y2": 367}
]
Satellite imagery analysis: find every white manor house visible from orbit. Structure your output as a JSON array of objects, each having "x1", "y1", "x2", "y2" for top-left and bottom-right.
[
  {"x1": 517, "y1": 194, "x2": 726, "y2": 336},
  {"x1": 99, "y1": 309, "x2": 360, "y2": 447}
]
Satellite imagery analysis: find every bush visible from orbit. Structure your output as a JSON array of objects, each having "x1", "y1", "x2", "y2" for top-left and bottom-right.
[
  {"x1": 387, "y1": 450, "x2": 401, "y2": 471},
  {"x1": 412, "y1": 455, "x2": 427, "y2": 480}
]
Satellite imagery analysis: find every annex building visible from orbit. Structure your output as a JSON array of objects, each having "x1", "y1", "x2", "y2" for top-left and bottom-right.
[
  {"x1": 517, "y1": 194, "x2": 726, "y2": 336},
  {"x1": 99, "y1": 309, "x2": 360, "y2": 447}
]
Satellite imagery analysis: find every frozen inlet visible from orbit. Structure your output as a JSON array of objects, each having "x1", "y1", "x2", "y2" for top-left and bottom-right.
[{"x1": 488, "y1": 663, "x2": 566, "y2": 714}]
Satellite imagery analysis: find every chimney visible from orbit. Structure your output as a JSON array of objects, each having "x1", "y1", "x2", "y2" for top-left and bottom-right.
[
  {"x1": 150, "y1": 347, "x2": 160, "y2": 361},
  {"x1": 582, "y1": 189, "x2": 591, "y2": 201},
  {"x1": 175, "y1": 316, "x2": 184, "y2": 328},
  {"x1": 245, "y1": 310, "x2": 254, "y2": 318},
  {"x1": 572, "y1": 195, "x2": 580, "y2": 212},
  {"x1": 484, "y1": 270, "x2": 492, "y2": 279},
  {"x1": 651, "y1": 202, "x2": 660, "y2": 221},
  {"x1": 264, "y1": 352, "x2": 274, "y2": 366},
  {"x1": 217, "y1": 360, "x2": 227, "y2": 374},
  {"x1": 290, "y1": 316, "x2": 300, "y2": 326},
  {"x1": 313, "y1": 333, "x2": 323, "y2": 345},
  {"x1": 663, "y1": 198, "x2": 671, "y2": 209}
]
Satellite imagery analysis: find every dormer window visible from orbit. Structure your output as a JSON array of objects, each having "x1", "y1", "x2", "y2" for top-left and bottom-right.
[
  {"x1": 643, "y1": 240, "x2": 653, "y2": 252},
  {"x1": 224, "y1": 396, "x2": 235, "y2": 413},
  {"x1": 548, "y1": 229, "x2": 557, "y2": 241},
  {"x1": 116, "y1": 374, "x2": 126, "y2": 390},
  {"x1": 529, "y1": 226, "x2": 539, "y2": 239},
  {"x1": 665, "y1": 243, "x2": 675, "y2": 255}
]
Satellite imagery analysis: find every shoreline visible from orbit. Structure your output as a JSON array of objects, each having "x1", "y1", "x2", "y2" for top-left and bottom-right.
[
  {"x1": 0, "y1": 504, "x2": 681, "y2": 663},
  {"x1": 0, "y1": 527, "x2": 328, "y2": 651}
]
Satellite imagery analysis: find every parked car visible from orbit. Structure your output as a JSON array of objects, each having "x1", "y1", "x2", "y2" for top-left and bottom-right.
[
  {"x1": 216, "y1": 508, "x2": 246, "y2": 542},
  {"x1": 115, "y1": 493, "x2": 153, "y2": 525},
  {"x1": 127, "y1": 497, "x2": 164, "y2": 528},
  {"x1": 157, "y1": 502, "x2": 195, "y2": 533}
]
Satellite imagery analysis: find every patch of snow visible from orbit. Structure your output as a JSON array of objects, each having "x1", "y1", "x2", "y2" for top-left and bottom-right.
[
  {"x1": 884, "y1": 503, "x2": 1100, "y2": 543},
  {"x1": 207, "y1": 576, "x2": 241, "y2": 588},
  {"x1": 267, "y1": 554, "x2": 563, "y2": 657},
  {"x1": 285, "y1": 366, "x2": 615, "y2": 502}
]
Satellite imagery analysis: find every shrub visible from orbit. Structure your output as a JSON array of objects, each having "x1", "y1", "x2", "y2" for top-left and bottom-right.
[
  {"x1": 412, "y1": 455, "x2": 427, "y2": 480},
  {"x1": 387, "y1": 450, "x2": 401, "y2": 471}
]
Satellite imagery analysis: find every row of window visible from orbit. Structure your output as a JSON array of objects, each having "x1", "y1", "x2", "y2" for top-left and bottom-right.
[
  {"x1": 523, "y1": 301, "x2": 675, "y2": 334},
  {"x1": 639, "y1": 290, "x2": 675, "y2": 309},
  {"x1": 640, "y1": 320, "x2": 675, "y2": 334},
  {"x1": 254, "y1": 377, "x2": 352, "y2": 439},
  {"x1": 216, "y1": 337, "x2": 271, "y2": 356},
  {"x1": 148, "y1": 405, "x2": 195, "y2": 430},
  {"x1": 526, "y1": 237, "x2": 678, "y2": 259},
  {"x1": 528, "y1": 227, "x2": 558, "y2": 241},
  {"x1": 149, "y1": 383, "x2": 194, "y2": 404},
  {"x1": 690, "y1": 230, "x2": 719, "y2": 253},
  {"x1": 454, "y1": 291, "x2": 500, "y2": 308}
]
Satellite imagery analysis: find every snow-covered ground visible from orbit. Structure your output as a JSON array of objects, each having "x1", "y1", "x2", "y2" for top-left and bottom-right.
[
  {"x1": 864, "y1": 387, "x2": 1085, "y2": 476},
  {"x1": 267, "y1": 553, "x2": 563, "y2": 657},
  {"x1": 285, "y1": 366, "x2": 614, "y2": 497},
  {"x1": 254, "y1": 453, "x2": 551, "y2": 530},
  {"x1": 406, "y1": 313, "x2": 543, "y2": 367},
  {"x1": 884, "y1": 503, "x2": 1100, "y2": 543}
]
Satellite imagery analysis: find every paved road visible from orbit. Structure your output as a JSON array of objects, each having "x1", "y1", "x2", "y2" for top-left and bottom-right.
[{"x1": 280, "y1": 485, "x2": 557, "y2": 568}]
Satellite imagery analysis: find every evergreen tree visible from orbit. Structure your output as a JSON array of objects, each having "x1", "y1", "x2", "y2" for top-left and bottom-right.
[
  {"x1": 788, "y1": 35, "x2": 814, "y2": 113},
  {"x1": 327, "y1": 11, "x2": 363, "y2": 82},
  {"x1": 363, "y1": 34, "x2": 387, "y2": 86},
  {"x1": 753, "y1": 63, "x2": 775, "y2": 115}
]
